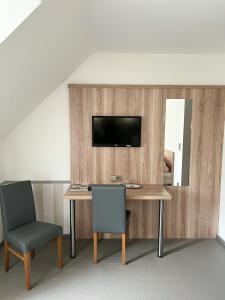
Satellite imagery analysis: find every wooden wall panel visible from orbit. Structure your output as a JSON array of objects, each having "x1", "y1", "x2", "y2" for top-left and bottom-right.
[{"x1": 69, "y1": 85, "x2": 225, "y2": 239}]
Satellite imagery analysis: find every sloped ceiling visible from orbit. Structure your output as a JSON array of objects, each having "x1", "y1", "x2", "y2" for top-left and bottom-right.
[
  {"x1": 0, "y1": 0, "x2": 94, "y2": 138},
  {"x1": 1, "y1": 0, "x2": 225, "y2": 137}
]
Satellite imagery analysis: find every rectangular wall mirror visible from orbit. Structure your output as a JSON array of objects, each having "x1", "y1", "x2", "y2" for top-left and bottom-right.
[{"x1": 163, "y1": 99, "x2": 192, "y2": 186}]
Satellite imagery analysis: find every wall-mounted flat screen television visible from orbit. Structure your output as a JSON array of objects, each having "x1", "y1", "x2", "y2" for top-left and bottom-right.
[{"x1": 92, "y1": 116, "x2": 142, "y2": 147}]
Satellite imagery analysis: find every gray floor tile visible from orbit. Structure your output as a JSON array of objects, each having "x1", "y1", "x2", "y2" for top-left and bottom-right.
[
  {"x1": 138, "y1": 278, "x2": 187, "y2": 300},
  {"x1": 0, "y1": 239, "x2": 225, "y2": 300},
  {"x1": 170, "y1": 249, "x2": 225, "y2": 300}
]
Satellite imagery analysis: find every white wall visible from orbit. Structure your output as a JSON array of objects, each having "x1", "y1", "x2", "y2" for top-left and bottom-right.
[
  {"x1": 3, "y1": 87, "x2": 70, "y2": 181},
  {"x1": 219, "y1": 123, "x2": 225, "y2": 241},
  {"x1": 4, "y1": 52, "x2": 225, "y2": 181}
]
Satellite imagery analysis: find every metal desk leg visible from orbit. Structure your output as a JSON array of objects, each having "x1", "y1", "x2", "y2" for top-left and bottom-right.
[
  {"x1": 70, "y1": 200, "x2": 76, "y2": 258},
  {"x1": 158, "y1": 199, "x2": 164, "y2": 258}
]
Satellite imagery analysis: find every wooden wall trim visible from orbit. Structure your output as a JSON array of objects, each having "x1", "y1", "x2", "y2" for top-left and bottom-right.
[
  {"x1": 69, "y1": 85, "x2": 225, "y2": 239},
  {"x1": 68, "y1": 84, "x2": 225, "y2": 89}
]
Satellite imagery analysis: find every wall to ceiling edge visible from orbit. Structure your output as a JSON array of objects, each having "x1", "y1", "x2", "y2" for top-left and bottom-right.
[{"x1": 2, "y1": 52, "x2": 225, "y2": 240}]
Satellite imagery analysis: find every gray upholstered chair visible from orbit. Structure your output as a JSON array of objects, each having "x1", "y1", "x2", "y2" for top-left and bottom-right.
[
  {"x1": 0, "y1": 181, "x2": 64, "y2": 290},
  {"x1": 92, "y1": 184, "x2": 130, "y2": 265}
]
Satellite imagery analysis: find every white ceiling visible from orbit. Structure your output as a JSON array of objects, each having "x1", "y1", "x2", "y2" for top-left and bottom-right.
[
  {"x1": 90, "y1": 0, "x2": 225, "y2": 53},
  {"x1": 0, "y1": 0, "x2": 225, "y2": 138}
]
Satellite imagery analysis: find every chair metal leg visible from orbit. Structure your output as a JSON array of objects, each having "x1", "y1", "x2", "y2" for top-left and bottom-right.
[
  {"x1": 4, "y1": 241, "x2": 9, "y2": 272},
  {"x1": 24, "y1": 252, "x2": 31, "y2": 291},
  {"x1": 121, "y1": 233, "x2": 126, "y2": 265},
  {"x1": 57, "y1": 236, "x2": 64, "y2": 269},
  {"x1": 70, "y1": 200, "x2": 76, "y2": 258},
  {"x1": 158, "y1": 199, "x2": 164, "y2": 257},
  {"x1": 93, "y1": 232, "x2": 98, "y2": 264}
]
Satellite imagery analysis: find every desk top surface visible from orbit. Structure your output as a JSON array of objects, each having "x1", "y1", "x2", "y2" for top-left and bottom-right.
[{"x1": 64, "y1": 184, "x2": 172, "y2": 201}]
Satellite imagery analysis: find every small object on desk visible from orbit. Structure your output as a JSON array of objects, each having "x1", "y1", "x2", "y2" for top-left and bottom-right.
[
  {"x1": 125, "y1": 183, "x2": 142, "y2": 189},
  {"x1": 70, "y1": 184, "x2": 92, "y2": 192}
]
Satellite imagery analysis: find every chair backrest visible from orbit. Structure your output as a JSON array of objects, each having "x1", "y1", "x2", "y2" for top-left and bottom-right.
[
  {"x1": 92, "y1": 184, "x2": 126, "y2": 234},
  {"x1": 0, "y1": 181, "x2": 36, "y2": 234}
]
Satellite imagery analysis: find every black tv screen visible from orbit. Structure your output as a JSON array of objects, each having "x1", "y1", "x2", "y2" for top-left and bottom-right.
[{"x1": 92, "y1": 116, "x2": 142, "y2": 147}]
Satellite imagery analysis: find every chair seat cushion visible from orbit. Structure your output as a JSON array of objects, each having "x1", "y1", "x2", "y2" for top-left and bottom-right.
[{"x1": 6, "y1": 221, "x2": 62, "y2": 253}]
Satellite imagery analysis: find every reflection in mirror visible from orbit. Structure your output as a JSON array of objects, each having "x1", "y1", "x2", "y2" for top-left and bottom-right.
[{"x1": 163, "y1": 99, "x2": 192, "y2": 186}]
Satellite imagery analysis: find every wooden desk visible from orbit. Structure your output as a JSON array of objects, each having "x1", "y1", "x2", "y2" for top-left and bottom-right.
[{"x1": 64, "y1": 184, "x2": 172, "y2": 258}]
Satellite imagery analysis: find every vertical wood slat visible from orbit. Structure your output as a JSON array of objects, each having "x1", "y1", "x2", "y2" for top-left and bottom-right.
[
  {"x1": 53, "y1": 184, "x2": 64, "y2": 227},
  {"x1": 69, "y1": 85, "x2": 225, "y2": 239},
  {"x1": 43, "y1": 184, "x2": 54, "y2": 223},
  {"x1": 33, "y1": 183, "x2": 66, "y2": 232},
  {"x1": 32, "y1": 184, "x2": 44, "y2": 221}
]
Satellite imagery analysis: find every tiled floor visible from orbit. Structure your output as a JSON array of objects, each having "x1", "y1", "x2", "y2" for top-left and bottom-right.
[{"x1": 0, "y1": 239, "x2": 225, "y2": 300}]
